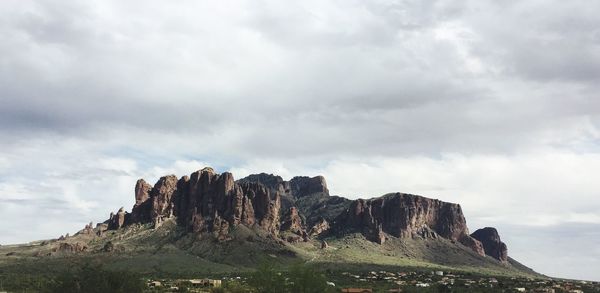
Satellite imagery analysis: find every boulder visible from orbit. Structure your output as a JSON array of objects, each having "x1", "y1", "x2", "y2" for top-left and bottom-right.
[{"x1": 321, "y1": 240, "x2": 329, "y2": 249}]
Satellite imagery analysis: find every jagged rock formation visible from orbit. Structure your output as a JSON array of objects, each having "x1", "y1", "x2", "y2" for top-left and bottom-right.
[
  {"x1": 108, "y1": 208, "x2": 126, "y2": 229},
  {"x1": 471, "y1": 227, "x2": 508, "y2": 262},
  {"x1": 55, "y1": 242, "x2": 87, "y2": 253},
  {"x1": 281, "y1": 207, "x2": 304, "y2": 235},
  {"x1": 281, "y1": 207, "x2": 309, "y2": 241},
  {"x1": 308, "y1": 218, "x2": 330, "y2": 237},
  {"x1": 95, "y1": 167, "x2": 507, "y2": 259}
]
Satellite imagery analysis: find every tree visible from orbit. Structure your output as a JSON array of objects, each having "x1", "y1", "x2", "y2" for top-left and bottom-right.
[
  {"x1": 286, "y1": 263, "x2": 334, "y2": 293},
  {"x1": 247, "y1": 262, "x2": 286, "y2": 293}
]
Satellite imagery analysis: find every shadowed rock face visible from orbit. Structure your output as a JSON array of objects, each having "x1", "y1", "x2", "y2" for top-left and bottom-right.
[
  {"x1": 237, "y1": 173, "x2": 329, "y2": 198},
  {"x1": 471, "y1": 227, "x2": 508, "y2": 262},
  {"x1": 101, "y1": 167, "x2": 503, "y2": 257},
  {"x1": 289, "y1": 176, "x2": 329, "y2": 198},
  {"x1": 333, "y1": 193, "x2": 471, "y2": 241}
]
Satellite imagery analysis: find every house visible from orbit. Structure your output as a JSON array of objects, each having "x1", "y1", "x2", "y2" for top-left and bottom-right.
[
  {"x1": 341, "y1": 288, "x2": 373, "y2": 293},
  {"x1": 189, "y1": 279, "x2": 222, "y2": 288},
  {"x1": 149, "y1": 281, "x2": 162, "y2": 287}
]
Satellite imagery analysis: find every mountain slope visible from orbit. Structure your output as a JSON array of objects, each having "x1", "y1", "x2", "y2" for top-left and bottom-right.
[{"x1": 0, "y1": 167, "x2": 539, "y2": 278}]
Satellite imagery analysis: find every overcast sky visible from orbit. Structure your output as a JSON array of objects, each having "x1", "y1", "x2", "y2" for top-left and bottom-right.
[{"x1": 1, "y1": 0, "x2": 599, "y2": 281}]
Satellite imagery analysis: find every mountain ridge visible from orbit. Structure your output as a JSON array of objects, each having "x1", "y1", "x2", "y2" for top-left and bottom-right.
[
  {"x1": 0, "y1": 166, "x2": 537, "y2": 278},
  {"x1": 99, "y1": 167, "x2": 510, "y2": 263}
]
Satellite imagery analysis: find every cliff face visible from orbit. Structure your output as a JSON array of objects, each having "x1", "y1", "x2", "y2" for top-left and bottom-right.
[
  {"x1": 236, "y1": 173, "x2": 329, "y2": 198},
  {"x1": 102, "y1": 167, "x2": 503, "y2": 260},
  {"x1": 471, "y1": 227, "x2": 508, "y2": 262},
  {"x1": 334, "y1": 194, "x2": 465, "y2": 241},
  {"x1": 120, "y1": 168, "x2": 282, "y2": 239}
]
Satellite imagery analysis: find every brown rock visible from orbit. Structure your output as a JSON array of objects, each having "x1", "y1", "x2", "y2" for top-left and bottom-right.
[
  {"x1": 96, "y1": 223, "x2": 108, "y2": 236},
  {"x1": 56, "y1": 242, "x2": 87, "y2": 253},
  {"x1": 333, "y1": 193, "x2": 471, "y2": 245},
  {"x1": 471, "y1": 227, "x2": 508, "y2": 262},
  {"x1": 135, "y1": 179, "x2": 152, "y2": 206},
  {"x1": 108, "y1": 208, "x2": 126, "y2": 229},
  {"x1": 308, "y1": 218, "x2": 330, "y2": 237},
  {"x1": 281, "y1": 207, "x2": 305, "y2": 235},
  {"x1": 289, "y1": 176, "x2": 329, "y2": 197},
  {"x1": 321, "y1": 240, "x2": 328, "y2": 249},
  {"x1": 459, "y1": 235, "x2": 485, "y2": 256},
  {"x1": 150, "y1": 175, "x2": 178, "y2": 221}
]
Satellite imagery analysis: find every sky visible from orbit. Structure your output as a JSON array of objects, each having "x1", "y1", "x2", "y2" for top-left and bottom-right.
[{"x1": 1, "y1": 0, "x2": 599, "y2": 281}]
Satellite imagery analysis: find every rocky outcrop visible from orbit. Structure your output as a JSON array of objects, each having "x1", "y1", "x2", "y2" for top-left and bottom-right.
[
  {"x1": 281, "y1": 207, "x2": 304, "y2": 234},
  {"x1": 308, "y1": 218, "x2": 330, "y2": 237},
  {"x1": 459, "y1": 235, "x2": 485, "y2": 256},
  {"x1": 101, "y1": 167, "x2": 507, "y2": 257},
  {"x1": 237, "y1": 173, "x2": 290, "y2": 195},
  {"x1": 55, "y1": 242, "x2": 87, "y2": 253},
  {"x1": 333, "y1": 193, "x2": 472, "y2": 246},
  {"x1": 289, "y1": 176, "x2": 329, "y2": 198},
  {"x1": 281, "y1": 207, "x2": 309, "y2": 241},
  {"x1": 107, "y1": 167, "x2": 282, "y2": 240},
  {"x1": 108, "y1": 208, "x2": 126, "y2": 230},
  {"x1": 471, "y1": 227, "x2": 508, "y2": 262},
  {"x1": 238, "y1": 173, "x2": 329, "y2": 198},
  {"x1": 321, "y1": 240, "x2": 328, "y2": 249},
  {"x1": 96, "y1": 223, "x2": 108, "y2": 236},
  {"x1": 135, "y1": 179, "x2": 152, "y2": 206},
  {"x1": 77, "y1": 222, "x2": 95, "y2": 235}
]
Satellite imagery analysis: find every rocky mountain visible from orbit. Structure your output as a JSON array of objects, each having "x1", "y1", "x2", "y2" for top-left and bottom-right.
[
  {"x1": 95, "y1": 167, "x2": 509, "y2": 263},
  {"x1": 1, "y1": 166, "x2": 537, "y2": 279}
]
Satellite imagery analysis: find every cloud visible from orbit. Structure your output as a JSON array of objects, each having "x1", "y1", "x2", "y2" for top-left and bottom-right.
[{"x1": 0, "y1": 0, "x2": 599, "y2": 281}]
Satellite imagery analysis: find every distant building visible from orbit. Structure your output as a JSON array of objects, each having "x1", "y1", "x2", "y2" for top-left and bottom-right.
[{"x1": 189, "y1": 279, "x2": 222, "y2": 288}]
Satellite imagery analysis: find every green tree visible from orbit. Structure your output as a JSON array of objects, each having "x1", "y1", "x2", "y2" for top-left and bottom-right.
[
  {"x1": 286, "y1": 263, "x2": 334, "y2": 293},
  {"x1": 247, "y1": 262, "x2": 286, "y2": 293}
]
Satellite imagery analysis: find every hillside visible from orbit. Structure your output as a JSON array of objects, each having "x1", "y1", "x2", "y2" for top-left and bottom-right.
[{"x1": 0, "y1": 167, "x2": 539, "y2": 279}]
